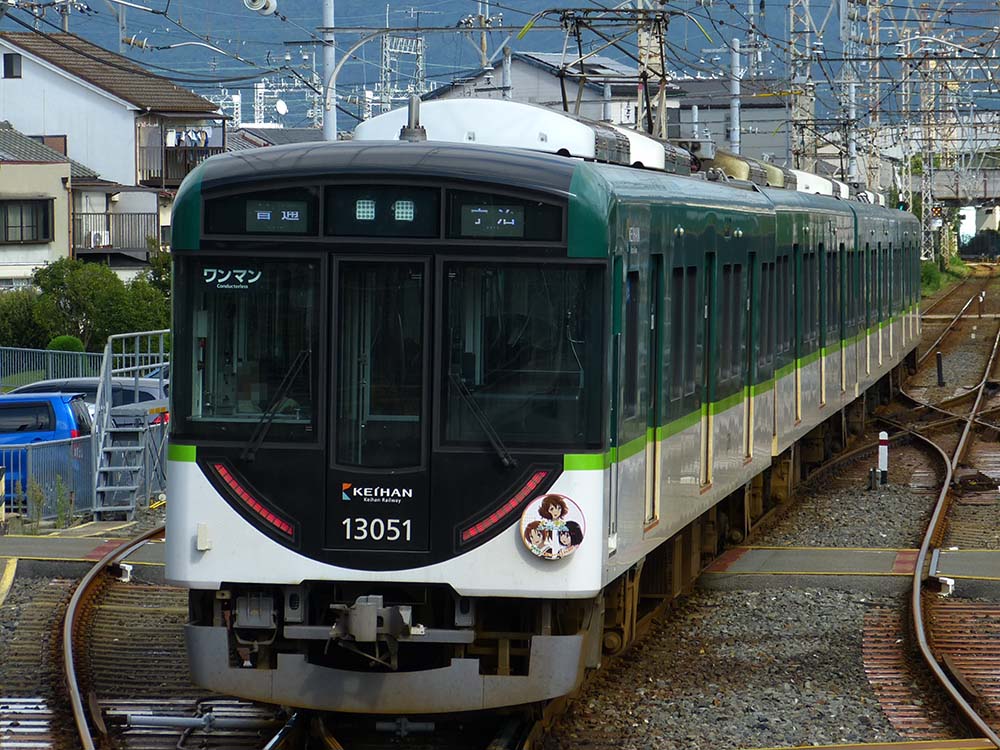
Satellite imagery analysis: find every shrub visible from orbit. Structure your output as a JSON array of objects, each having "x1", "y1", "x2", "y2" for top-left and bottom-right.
[
  {"x1": 47, "y1": 335, "x2": 85, "y2": 352},
  {"x1": 27, "y1": 478, "x2": 44, "y2": 533},
  {"x1": 55, "y1": 475, "x2": 72, "y2": 529},
  {"x1": 921, "y1": 260, "x2": 943, "y2": 296}
]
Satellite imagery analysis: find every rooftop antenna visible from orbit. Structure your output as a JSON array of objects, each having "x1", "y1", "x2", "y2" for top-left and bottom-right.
[{"x1": 398, "y1": 95, "x2": 427, "y2": 141}]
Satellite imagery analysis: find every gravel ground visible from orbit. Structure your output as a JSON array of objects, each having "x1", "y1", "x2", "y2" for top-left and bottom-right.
[
  {"x1": 755, "y1": 474, "x2": 934, "y2": 549},
  {"x1": 907, "y1": 320, "x2": 999, "y2": 402},
  {"x1": 543, "y1": 588, "x2": 903, "y2": 750},
  {"x1": 130, "y1": 500, "x2": 167, "y2": 535}
]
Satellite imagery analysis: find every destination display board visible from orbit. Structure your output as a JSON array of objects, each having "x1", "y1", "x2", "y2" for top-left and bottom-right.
[
  {"x1": 459, "y1": 205, "x2": 526, "y2": 238},
  {"x1": 447, "y1": 190, "x2": 563, "y2": 242},
  {"x1": 245, "y1": 200, "x2": 310, "y2": 233},
  {"x1": 204, "y1": 187, "x2": 319, "y2": 236}
]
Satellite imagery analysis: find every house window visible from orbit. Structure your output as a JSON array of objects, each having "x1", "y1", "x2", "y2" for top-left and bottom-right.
[
  {"x1": 2, "y1": 53, "x2": 22, "y2": 79},
  {"x1": 0, "y1": 200, "x2": 53, "y2": 244}
]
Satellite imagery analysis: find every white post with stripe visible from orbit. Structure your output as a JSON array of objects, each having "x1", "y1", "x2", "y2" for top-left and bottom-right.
[{"x1": 878, "y1": 431, "x2": 889, "y2": 485}]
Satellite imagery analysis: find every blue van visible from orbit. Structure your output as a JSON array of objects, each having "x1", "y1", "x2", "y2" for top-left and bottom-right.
[{"x1": 0, "y1": 393, "x2": 92, "y2": 504}]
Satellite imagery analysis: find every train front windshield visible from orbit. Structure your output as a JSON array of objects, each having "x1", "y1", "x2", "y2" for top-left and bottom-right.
[
  {"x1": 176, "y1": 257, "x2": 603, "y2": 455},
  {"x1": 441, "y1": 262, "x2": 604, "y2": 449}
]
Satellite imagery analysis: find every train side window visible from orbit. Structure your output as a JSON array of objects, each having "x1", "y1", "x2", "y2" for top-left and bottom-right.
[
  {"x1": 720, "y1": 264, "x2": 733, "y2": 381},
  {"x1": 866, "y1": 242, "x2": 874, "y2": 327},
  {"x1": 730, "y1": 264, "x2": 744, "y2": 382},
  {"x1": 624, "y1": 271, "x2": 639, "y2": 419},
  {"x1": 803, "y1": 250, "x2": 818, "y2": 349},
  {"x1": 669, "y1": 267, "x2": 684, "y2": 402},
  {"x1": 826, "y1": 245, "x2": 839, "y2": 343},
  {"x1": 776, "y1": 256, "x2": 787, "y2": 356},
  {"x1": 888, "y1": 244, "x2": 894, "y2": 314},
  {"x1": 878, "y1": 243, "x2": 886, "y2": 320},
  {"x1": 758, "y1": 262, "x2": 774, "y2": 371},
  {"x1": 845, "y1": 246, "x2": 854, "y2": 332},
  {"x1": 684, "y1": 267, "x2": 698, "y2": 396}
]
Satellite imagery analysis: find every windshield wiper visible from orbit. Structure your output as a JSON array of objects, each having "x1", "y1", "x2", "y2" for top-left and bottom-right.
[
  {"x1": 240, "y1": 350, "x2": 310, "y2": 463},
  {"x1": 448, "y1": 371, "x2": 518, "y2": 469}
]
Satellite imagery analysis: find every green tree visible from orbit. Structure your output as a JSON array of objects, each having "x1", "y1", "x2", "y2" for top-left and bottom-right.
[
  {"x1": 32, "y1": 258, "x2": 131, "y2": 351},
  {"x1": 143, "y1": 242, "x2": 172, "y2": 300},
  {"x1": 125, "y1": 274, "x2": 171, "y2": 333},
  {"x1": 0, "y1": 288, "x2": 47, "y2": 348}
]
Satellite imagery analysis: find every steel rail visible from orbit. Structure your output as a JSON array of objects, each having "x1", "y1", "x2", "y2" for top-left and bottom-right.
[
  {"x1": 917, "y1": 293, "x2": 980, "y2": 366},
  {"x1": 906, "y1": 321, "x2": 1000, "y2": 747},
  {"x1": 63, "y1": 524, "x2": 166, "y2": 750}
]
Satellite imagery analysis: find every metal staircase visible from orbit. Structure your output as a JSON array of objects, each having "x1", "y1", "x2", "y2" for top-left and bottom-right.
[{"x1": 92, "y1": 330, "x2": 169, "y2": 520}]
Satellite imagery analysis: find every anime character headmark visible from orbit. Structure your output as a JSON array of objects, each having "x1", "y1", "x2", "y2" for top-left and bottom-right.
[{"x1": 520, "y1": 494, "x2": 585, "y2": 560}]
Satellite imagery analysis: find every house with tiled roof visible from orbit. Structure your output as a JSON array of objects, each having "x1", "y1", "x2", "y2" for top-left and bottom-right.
[
  {"x1": 0, "y1": 121, "x2": 77, "y2": 288},
  {"x1": 0, "y1": 31, "x2": 225, "y2": 267}
]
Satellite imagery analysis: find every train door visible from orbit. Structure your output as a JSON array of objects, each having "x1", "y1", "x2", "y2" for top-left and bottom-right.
[
  {"x1": 793, "y1": 242, "x2": 803, "y2": 421},
  {"x1": 645, "y1": 254, "x2": 663, "y2": 525},
  {"x1": 328, "y1": 258, "x2": 431, "y2": 553},
  {"x1": 744, "y1": 253, "x2": 756, "y2": 458},
  {"x1": 818, "y1": 242, "x2": 827, "y2": 407},
  {"x1": 607, "y1": 255, "x2": 624, "y2": 554},
  {"x1": 700, "y1": 252, "x2": 716, "y2": 486}
]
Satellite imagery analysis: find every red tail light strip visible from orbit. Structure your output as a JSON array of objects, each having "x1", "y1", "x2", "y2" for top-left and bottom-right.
[
  {"x1": 212, "y1": 462, "x2": 295, "y2": 537},
  {"x1": 460, "y1": 470, "x2": 549, "y2": 543}
]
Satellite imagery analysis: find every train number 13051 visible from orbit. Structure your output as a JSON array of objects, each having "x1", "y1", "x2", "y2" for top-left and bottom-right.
[{"x1": 341, "y1": 517, "x2": 412, "y2": 542}]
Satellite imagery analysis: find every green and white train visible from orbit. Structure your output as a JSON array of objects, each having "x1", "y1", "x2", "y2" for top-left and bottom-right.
[{"x1": 165, "y1": 99, "x2": 920, "y2": 714}]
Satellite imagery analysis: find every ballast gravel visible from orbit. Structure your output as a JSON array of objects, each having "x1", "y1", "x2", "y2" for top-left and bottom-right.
[
  {"x1": 756, "y1": 478, "x2": 933, "y2": 549},
  {"x1": 543, "y1": 588, "x2": 902, "y2": 750},
  {"x1": 0, "y1": 576, "x2": 52, "y2": 687}
]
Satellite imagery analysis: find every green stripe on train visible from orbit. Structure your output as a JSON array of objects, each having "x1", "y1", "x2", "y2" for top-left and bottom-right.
[{"x1": 168, "y1": 443, "x2": 197, "y2": 462}]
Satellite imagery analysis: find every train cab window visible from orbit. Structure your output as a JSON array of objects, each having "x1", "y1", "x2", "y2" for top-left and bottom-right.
[
  {"x1": 441, "y1": 262, "x2": 604, "y2": 449},
  {"x1": 175, "y1": 257, "x2": 320, "y2": 440},
  {"x1": 336, "y1": 261, "x2": 425, "y2": 468}
]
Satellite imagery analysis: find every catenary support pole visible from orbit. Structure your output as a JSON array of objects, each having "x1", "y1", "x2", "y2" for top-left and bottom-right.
[
  {"x1": 730, "y1": 38, "x2": 741, "y2": 155},
  {"x1": 323, "y1": 0, "x2": 337, "y2": 141}
]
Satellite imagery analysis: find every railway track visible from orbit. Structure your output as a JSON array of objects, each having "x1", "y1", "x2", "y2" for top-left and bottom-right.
[
  {"x1": 921, "y1": 265, "x2": 996, "y2": 319},
  {"x1": 876, "y1": 309, "x2": 1000, "y2": 745}
]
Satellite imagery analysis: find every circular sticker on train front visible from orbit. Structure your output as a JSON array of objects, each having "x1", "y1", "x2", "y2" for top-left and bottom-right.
[{"x1": 520, "y1": 494, "x2": 586, "y2": 560}]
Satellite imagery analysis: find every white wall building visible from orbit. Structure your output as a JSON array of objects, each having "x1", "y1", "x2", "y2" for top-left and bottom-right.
[
  {"x1": 0, "y1": 33, "x2": 223, "y2": 267},
  {"x1": 424, "y1": 52, "x2": 668, "y2": 127},
  {"x1": 0, "y1": 121, "x2": 73, "y2": 288}
]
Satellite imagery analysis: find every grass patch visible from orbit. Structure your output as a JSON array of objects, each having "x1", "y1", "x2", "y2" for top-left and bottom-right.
[
  {"x1": 922, "y1": 256, "x2": 969, "y2": 298},
  {"x1": 0, "y1": 369, "x2": 45, "y2": 393}
]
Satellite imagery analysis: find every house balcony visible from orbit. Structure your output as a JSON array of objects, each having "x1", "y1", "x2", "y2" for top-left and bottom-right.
[
  {"x1": 138, "y1": 145, "x2": 224, "y2": 189},
  {"x1": 73, "y1": 212, "x2": 158, "y2": 262}
]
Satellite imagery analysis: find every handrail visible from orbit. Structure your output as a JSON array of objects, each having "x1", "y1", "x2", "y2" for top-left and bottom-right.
[{"x1": 92, "y1": 329, "x2": 169, "y2": 517}]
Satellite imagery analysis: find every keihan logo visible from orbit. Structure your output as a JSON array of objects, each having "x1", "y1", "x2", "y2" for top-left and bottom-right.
[{"x1": 342, "y1": 483, "x2": 352, "y2": 501}]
